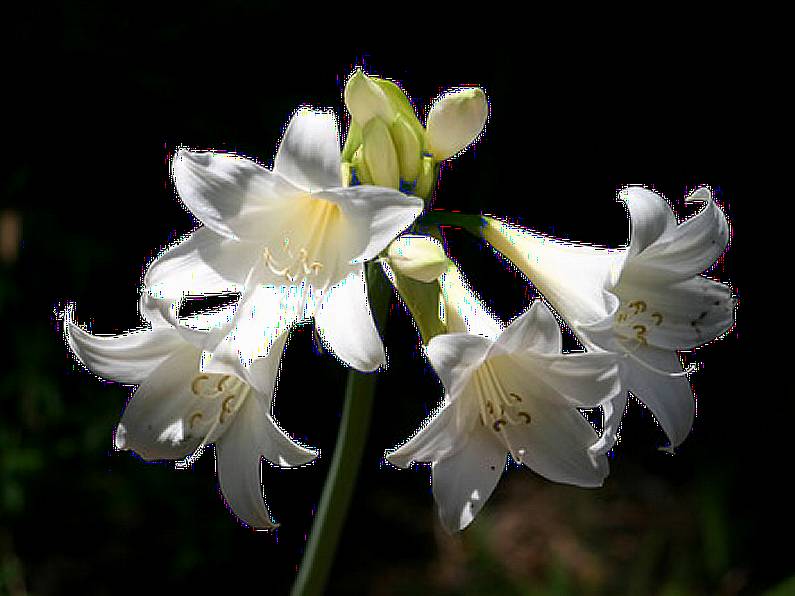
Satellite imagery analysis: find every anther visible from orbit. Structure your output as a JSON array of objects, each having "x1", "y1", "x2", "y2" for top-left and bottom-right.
[
  {"x1": 189, "y1": 412, "x2": 203, "y2": 428},
  {"x1": 493, "y1": 419, "x2": 507, "y2": 432},
  {"x1": 191, "y1": 375, "x2": 209, "y2": 396}
]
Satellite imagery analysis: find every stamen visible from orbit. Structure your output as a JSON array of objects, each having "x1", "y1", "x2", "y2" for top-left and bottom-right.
[
  {"x1": 219, "y1": 395, "x2": 236, "y2": 424},
  {"x1": 191, "y1": 375, "x2": 210, "y2": 396},
  {"x1": 189, "y1": 412, "x2": 203, "y2": 428}
]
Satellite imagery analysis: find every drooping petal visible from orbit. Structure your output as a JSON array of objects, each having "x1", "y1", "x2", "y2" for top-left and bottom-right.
[
  {"x1": 620, "y1": 186, "x2": 678, "y2": 259},
  {"x1": 426, "y1": 333, "x2": 492, "y2": 395},
  {"x1": 439, "y1": 261, "x2": 503, "y2": 340},
  {"x1": 214, "y1": 397, "x2": 276, "y2": 530},
  {"x1": 316, "y1": 185, "x2": 423, "y2": 263},
  {"x1": 314, "y1": 267, "x2": 386, "y2": 372},
  {"x1": 65, "y1": 311, "x2": 185, "y2": 385},
  {"x1": 144, "y1": 226, "x2": 258, "y2": 300},
  {"x1": 501, "y1": 400, "x2": 608, "y2": 487},
  {"x1": 589, "y1": 392, "x2": 628, "y2": 456},
  {"x1": 115, "y1": 346, "x2": 213, "y2": 460},
  {"x1": 273, "y1": 108, "x2": 342, "y2": 192},
  {"x1": 482, "y1": 218, "x2": 619, "y2": 327},
  {"x1": 627, "y1": 188, "x2": 731, "y2": 281},
  {"x1": 494, "y1": 301, "x2": 562, "y2": 356},
  {"x1": 614, "y1": 275, "x2": 735, "y2": 350},
  {"x1": 431, "y1": 426, "x2": 506, "y2": 532},
  {"x1": 387, "y1": 394, "x2": 475, "y2": 468},
  {"x1": 622, "y1": 346, "x2": 695, "y2": 448},
  {"x1": 172, "y1": 150, "x2": 303, "y2": 241}
]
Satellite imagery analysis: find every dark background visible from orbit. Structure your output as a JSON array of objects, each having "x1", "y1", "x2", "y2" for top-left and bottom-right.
[{"x1": 2, "y1": 6, "x2": 777, "y2": 595}]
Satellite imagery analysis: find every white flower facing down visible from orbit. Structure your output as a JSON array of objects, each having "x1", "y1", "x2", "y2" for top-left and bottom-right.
[
  {"x1": 145, "y1": 108, "x2": 423, "y2": 379},
  {"x1": 387, "y1": 301, "x2": 620, "y2": 532},
  {"x1": 483, "y1": 187, "x2": 735, "y2": 453},
  {"x1": 64, "y1": 297, "x2": 317, "y2": 530}
]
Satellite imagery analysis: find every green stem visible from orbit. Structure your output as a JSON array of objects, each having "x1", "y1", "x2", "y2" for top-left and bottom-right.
[
  {"x1": 418, "y1": 211, "x2": 485, "y2": 236},
  {"x1": 290, "y1": 262, "x2": 391, "y2": 596}
]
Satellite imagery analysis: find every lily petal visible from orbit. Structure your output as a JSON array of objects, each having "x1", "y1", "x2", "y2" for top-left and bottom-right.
[
  {"x1": 502, "y1": 400, "x2": 608, "y2": 487},
  {"x1": 317, "y1": 185, "x2": 423, "y2": 263},
  {"x1": 387, "y1": 396, "x2": 471, "y2": 468},
  {"x1": 144, "y1": 226, "x2": 257, "y2": 300},
  {"x1": 173, "y1": 150, "x2": 302, "y2": 241},
  {"x1": 495, "y1": 301, "x2": 562, "y2": 355},
  {"x1": 215, "y1": 397, "x2": 277, "y2": 530},
  {"x1": 66, "y1": 313, "x2": 185, "y2": 385},
  {"x1": 273, "y1": 108, "x2": 342, "y2": 192},
  {"x1": 622, "y1": 346, "x2": 695, "y2": 448},
  {"x1": 629, "y1": 188, "x2": 731, "y2": 281},
  {"x1": 431, "y1": 426, "x2": 506, "y2": 532},
  {"x1": 315, "y1": 267, "x2": 386, "y2": 372},
  {"x1": 439, "y1": 261, "x2": 503, "y2": 340},
  {"x1": 115, "y1": 346, "x2": 211, "y2": 460},
  {"x1": 620, "y1": 187, "x2": 678, "y2": 259},
  {"x1": 615, "y1": 275, "x2": 735, "y2": 350},
  {"x1": 426, "y1": 333, "x2": 492, "y2": 395}
]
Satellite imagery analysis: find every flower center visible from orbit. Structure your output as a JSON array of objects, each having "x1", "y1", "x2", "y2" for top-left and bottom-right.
[
  {"x1": 472, "y1": 358, "x2": 531, "y2": 425},
  {"x1": 613, "y1": 299, "x2": 664, "y2": 346},
  {"x1": 261, "y1": 198, "x2": 341, "y2": 284},
  {"x1": 187, "y1": 374, "x2": 250, "y2": 435}
]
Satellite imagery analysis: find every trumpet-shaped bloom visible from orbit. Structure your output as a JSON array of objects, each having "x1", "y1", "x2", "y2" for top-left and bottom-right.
[
  {"x1": 145, "y1": 108, "x2": 423, "y2": 375},
  {"x1": 387, "y1": 302, "x2": 620, "y2": 532},
  {"x1": 483, "y1": 187, "x2": 735, "y2": 452},
  {"x1": 64, "y1": 298, "x2": 317, "y2": 530}
]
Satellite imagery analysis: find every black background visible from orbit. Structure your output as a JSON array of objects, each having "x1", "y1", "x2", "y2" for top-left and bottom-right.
[{"x1": 2, "y1": 6, "x2": 777, "y2": 595}]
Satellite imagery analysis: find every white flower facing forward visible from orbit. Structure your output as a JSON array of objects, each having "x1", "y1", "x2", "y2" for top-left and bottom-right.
[
  {"x1": 63, "y1": 299, "x2": 318, "y2": 530},
  {"x1": 387, "y1": 302, "x2": 620, "y2": 532},
  {"x1": 483, "y1": 187, "x2": 735, "y2": 453},
  {"x1": 145, "y1": 108, "x2": 424, "y2": 375}
]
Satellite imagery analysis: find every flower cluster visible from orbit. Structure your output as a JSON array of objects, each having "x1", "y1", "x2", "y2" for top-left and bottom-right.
[{"x1": 63, "y1": 69, "x2": 735, "y2": 534}]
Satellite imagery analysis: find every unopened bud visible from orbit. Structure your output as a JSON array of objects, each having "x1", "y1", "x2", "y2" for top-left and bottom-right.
[
  {"x1": 391, "y1": 114, "x2": 422, "y2": 182},
  {"x1": 387, "y1": 236, "x2": 448, "y2": 283},
  {"x1": 344, "y1": 69, "x2": 396, "y2": 126},
  {"x1": 425, "y1": 87, "x2": 488, "y2": 161},
  {"x1": 362, "y1": 118, "x2": 399, "y2": 189},
  {"x1": 414, "y1": 155, "x2": 436, "y2": 200}
]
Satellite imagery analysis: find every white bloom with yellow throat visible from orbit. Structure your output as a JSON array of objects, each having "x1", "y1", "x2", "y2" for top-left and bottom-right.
[
  {"x1": 145, "y1": 108, "x2": 423, "y2": 376},
  {"x1": 484, "y1": 187, "x2": 735, "y2": 453},
  {"x1": 387, "y1": 299, "x2": 620, "y2": 532},
  {"x1": 64, "y1": 295, "x2": 317, "y2": 530}
]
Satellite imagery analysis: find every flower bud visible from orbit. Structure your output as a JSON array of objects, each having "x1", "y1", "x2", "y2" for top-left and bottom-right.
[
  {"x1": 344, "y1": 69, "x2": 396, "y2": 126},
  {"x1": 351, "y1": 145, "x2": 372, "y2": 185},
  {"x1": 414, "y1": 155, "x2": 435, "y2": 200},
  {"x1": 387, "y1": 235, "x2": 448, "y2": 283},
  {"x1": 391, "y1": 113, "x2": 422, "y2": 182},
  {"x1": 425, "y1": 87, "x2": 488, "y2": 161},
  {"x1": 362, "y1": 118, "x2": 400, "y2": 189}
]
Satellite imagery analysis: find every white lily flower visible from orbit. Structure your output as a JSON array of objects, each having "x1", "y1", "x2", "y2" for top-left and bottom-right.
[
  {"x1": 387, "y1": 301, "x2": 620, "y2": 532},
  {"x1": 145, "y1": 108, "x2": 423, "y2": 375},
  {"x1": 483, "y1": 186, "x2": 735, "y2": 452},
  {"x1": 63, "y1": 297, "x2": 318, "y2": 530}
]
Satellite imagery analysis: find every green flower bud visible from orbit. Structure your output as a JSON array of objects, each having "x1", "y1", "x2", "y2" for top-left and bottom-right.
[
  {"x1": 414, "y1": 155, "x2": 436, "y2": 200},
  {"x1": 387, "y1": 235, "x2": 448, "y2": 283},
  {"x1": 362, "y1": 118, "x2": 399, "y2": 189},
  {"x1": 390, "y1": 113, "x2": 422, "y2": 182},
  {"x1": 351, "y1": 145, "x2": 372, "y2": 185},
  {"x1": 425, "y1": 87, "x2": 488, "y2": 161},
  {"x1": 344, "y1": 69, "x2": 396, "y2": 126}
]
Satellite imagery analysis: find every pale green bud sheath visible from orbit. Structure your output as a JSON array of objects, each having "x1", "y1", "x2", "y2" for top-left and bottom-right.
[
  {"x1": 414, "y1": 155, "x2": 436, "y2": 200},
  {"x1": 362, "y1": 118, "x2": 400, "y2": 189},
  {"x1": 391, "y1": 114, "x2": 422, "y2": 182},
  {"x1": 344, "y1": 69, "x2": 397, "y2": 126},
  {"x1": 351, "y1": 145, "x2": 372, "y2": 185},
  {"x1": 386, "y1": 235, "x2": 448, "y2": 283},
  {"x1": 425, "y1": 87, "x2": 488, "y2": 161}
]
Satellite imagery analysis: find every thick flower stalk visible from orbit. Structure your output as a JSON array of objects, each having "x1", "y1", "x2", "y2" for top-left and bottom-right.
[
  {"x1": 387, "y1": 301, "x2": 620, "y2": 532},
  {"x1": 64, "y1": 296, "x2": 317, "y2": 530},
  {"x1": 482, "y1": 187, "x2": 735, "y2": 452}
]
